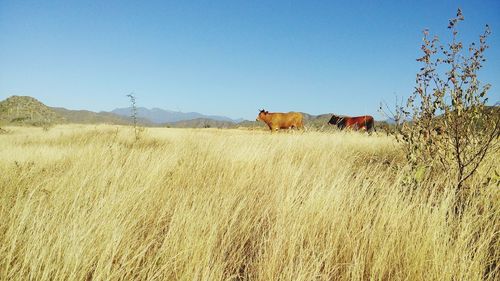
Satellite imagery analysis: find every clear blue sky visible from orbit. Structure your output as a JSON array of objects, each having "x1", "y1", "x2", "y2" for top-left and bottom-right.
[{"x1": 1, "y1": 0, "x2": 499, "y2": 120}]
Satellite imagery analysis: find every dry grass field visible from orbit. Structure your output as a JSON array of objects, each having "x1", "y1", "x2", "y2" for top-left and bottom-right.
[{"x1": 0, "y1": 125, "x2": 498, "y2": 280}]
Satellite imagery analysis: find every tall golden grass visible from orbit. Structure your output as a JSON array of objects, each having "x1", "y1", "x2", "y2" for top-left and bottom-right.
[{"x1": 0, "y1": 125, "x2": 498, "y2": 280}]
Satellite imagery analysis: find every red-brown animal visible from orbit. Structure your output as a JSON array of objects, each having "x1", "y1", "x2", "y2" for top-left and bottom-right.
[
  {"x1": 328, "y1": 114, "x2": 376, "y2": 132},
  {"x1": 256, "y1": 109, "x2": 304, "y2": 132}
]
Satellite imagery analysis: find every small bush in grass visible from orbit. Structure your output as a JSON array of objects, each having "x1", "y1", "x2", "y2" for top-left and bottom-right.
[
  {"x1": 392, "y1": 9, "x2": 499, "y2": 207},
  {"x1": 126, "y1": 93, "x2": 141, "y2": 141}
]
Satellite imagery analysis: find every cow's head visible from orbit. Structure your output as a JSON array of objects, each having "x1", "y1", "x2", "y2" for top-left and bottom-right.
[
  {"x1": 328, "y1": 114, "x2": 341, "y2": 125},
  {"x1": 256, "y1": 109, "x2": 269, "y2": 121}
]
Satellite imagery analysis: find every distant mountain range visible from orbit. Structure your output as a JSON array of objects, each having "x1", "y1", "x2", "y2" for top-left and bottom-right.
[
  {"x1": 0, "y1": 95, "x2": 342, "y2": 128},
  {"x1": 50, "y1": 107, "x2": 152, "y2": 126},
  {"x1": 0, "y1": 95, "x2": 248, "y2": 128},
  {"x1": 1, "y1": 95, "x2": 455, "y2": 129},
  {"x1": 111, "y1": 107, "x2": 244, "y2": 124}
]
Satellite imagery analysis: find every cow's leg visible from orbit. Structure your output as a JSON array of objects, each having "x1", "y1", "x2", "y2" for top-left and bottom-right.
[
  {"x1": 368, "y1": 121, "x2": 376, "y2": 135},
  {"x1": 266, "y1": 124, "x2": 273, "y2": 131},
  {"x1": 298, "y1": 121, "x2": 304, "y2": 130},
  {"x1": 366, "y1": 126, "x2": 373, "y2": 135}
]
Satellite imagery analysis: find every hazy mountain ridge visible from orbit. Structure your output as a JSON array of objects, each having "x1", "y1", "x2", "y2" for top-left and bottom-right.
[
  {"x1": 50, "y1": 107, "x2": 152, "y2": 126},
  {"x1": 0, "y1": 96, "x2": 143, "y2": 126},
  {"x1": 0, "y1": 96, "x2": 242, "y2": 127},
  {"x1": 5, "y1": 95, "x2": 494, "y2": 129},
  {"x1": 0, "y1": 95, "x2": 395, "y2": 129},
  {"x1": 111, "y1": 107, "x2": 242, "y2": 124}
]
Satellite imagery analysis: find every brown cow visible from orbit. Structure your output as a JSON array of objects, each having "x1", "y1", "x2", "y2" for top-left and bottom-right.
[
  {"x1": 328, "y1": 114, "x2": 376, "y2": 133},
  {"x1": 256, "y1": 109, "x2": 304, "y2": 132}
]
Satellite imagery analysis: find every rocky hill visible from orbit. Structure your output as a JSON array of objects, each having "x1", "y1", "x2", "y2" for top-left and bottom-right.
[{"x1": 0, "y1": 96, "x2": 63, "y2": 125}]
